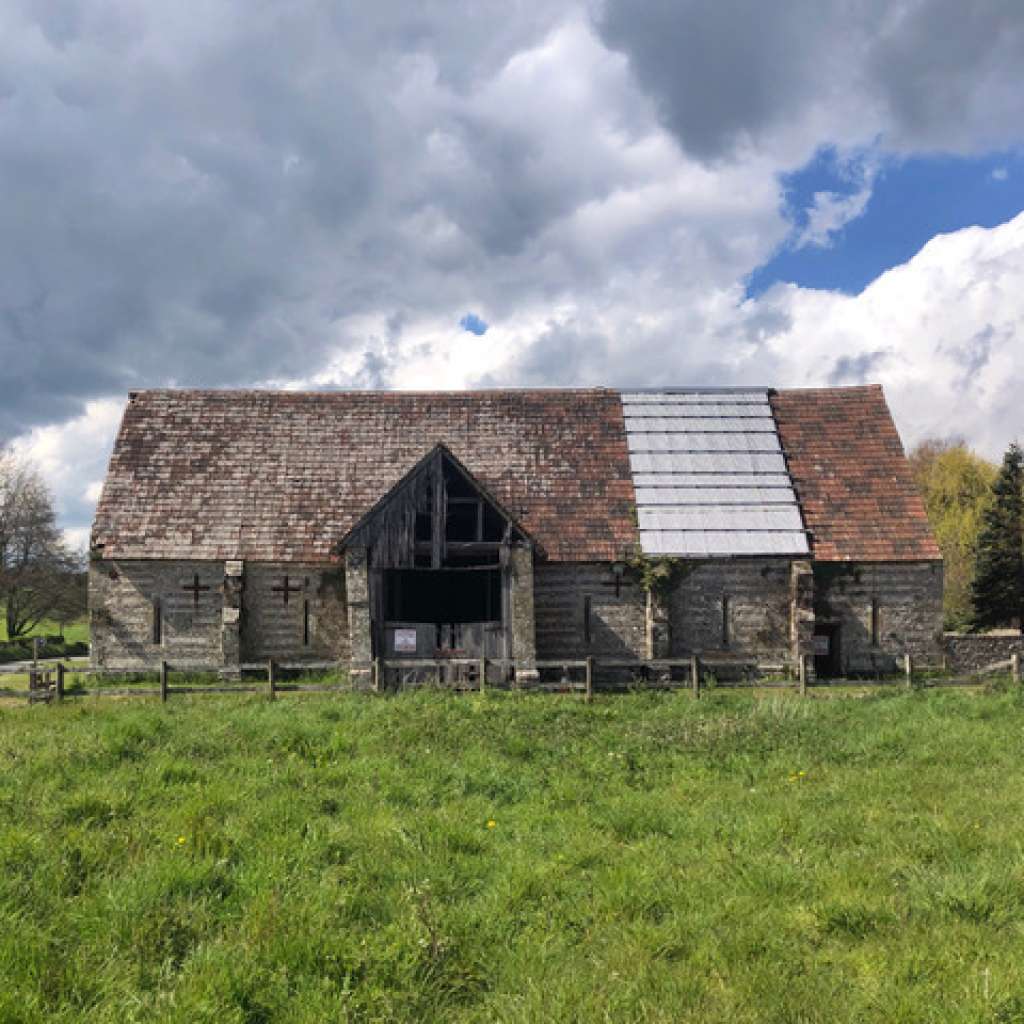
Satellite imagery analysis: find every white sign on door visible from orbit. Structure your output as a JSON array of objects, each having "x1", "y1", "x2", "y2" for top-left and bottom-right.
[{"x1": 394, "y1": 628, "x2": 418, "y2": 653}]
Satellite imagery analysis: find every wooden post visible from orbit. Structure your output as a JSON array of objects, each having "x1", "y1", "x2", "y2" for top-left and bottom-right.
[
  {"x1": 160, "y1": 661, "x2": 169, "y2": 703},
  {"x1": 585, "y1": 656, "x2": 593, "y2": 703},
  {"x1": 1012, "y1": 652, "x2": 1021, "y2": 685},
  {"x1": 904, "y1": 653, "x2": 913, "y2": 689},
  {"x1": 55, "y1": 662, "x2": 65, "y2": 703},
  {"x1": 373, "y1": 657, "x2": 382, "y2": 693},
  {"x1": 691, "y1": 655, "x2": 700, "y2": 699},
  {"x1": 479, "y1": 657, "x2": 487, "y2": 694},
  {"x1": 32, "y1": 637, "x2": 39, "y2": 668},
  {"x1": 798, "y1": 654, "x2": 807, "y2": 697},
  {"x1": 267, "y1": 659, "x2": 277, "y2": 700}
]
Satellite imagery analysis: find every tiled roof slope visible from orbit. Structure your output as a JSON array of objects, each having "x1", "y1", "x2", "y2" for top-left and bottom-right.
[
  {"x1": 771, "y1": 385, "x2": 940, "y2": 562},
  {"x1": 91, "y1": 389, "x2": 638, "y2": 563}
]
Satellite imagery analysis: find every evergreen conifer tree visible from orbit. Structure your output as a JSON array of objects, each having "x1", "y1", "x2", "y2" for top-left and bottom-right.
[{"x1": 971, "y1": 442, "x2": 1024, "y2": 629}]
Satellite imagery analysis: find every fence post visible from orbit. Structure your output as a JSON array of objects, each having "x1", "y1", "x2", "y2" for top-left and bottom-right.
[
  {"x1": 160, "y1": 661, "x2": 169, "y2": 703},
  {"x1": 1012, "y1": 652, "x2": 1021, "y2": 685},
  {"x1": 798, "y1": 654, "x2": 807, "y2": 697},
  {"x1": 479, "y1": 657, "x2": 487, "y2": 694},
  {"x1": 267, "y1": 659, "x2": 277, "y2": 700},
  {"x1": 373, "y1": 657, "x2": 382, "y2": 693},
  {"x1": 691, "y1": 655, "x2": 700, "y2": 699},
  {"x1": 55, "y1": 662, "x2": 65, "y2": 703},
  {"x1": 904, "y1": 653, "x2": 913, "y2": 689},
  {"x1": 585, "y1": 656, "x2": 593, "y2": 703},
  {"x1": 32, "y1": 637, "x2": 39, "y2": 669}
]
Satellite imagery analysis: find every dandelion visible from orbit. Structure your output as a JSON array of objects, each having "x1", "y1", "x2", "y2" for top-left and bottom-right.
[
  {"x1": 486, "y1": 819, "x2": 497, "y2": 829},
  {"x1": 176, "y1": 836, "x2": 187, "y2": 845}
]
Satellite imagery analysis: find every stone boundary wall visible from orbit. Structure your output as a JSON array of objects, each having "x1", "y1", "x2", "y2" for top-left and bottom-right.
[{"x1": 942, "y1": 632, "x2": 1023, "y2": 674}]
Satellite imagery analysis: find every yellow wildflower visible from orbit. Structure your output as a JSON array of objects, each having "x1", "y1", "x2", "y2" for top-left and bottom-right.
[
  {"x1": 177, "y1": 836, "x2": 187, "y2": 845},
  {"x1": 486, "y1": 819, "x2": 497, "y2": 829}
]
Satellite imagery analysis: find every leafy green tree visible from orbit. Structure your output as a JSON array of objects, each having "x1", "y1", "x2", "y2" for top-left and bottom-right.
[
  {"x1": 971, "y1": 442, "x2": 1024, "y2": 630},
  {"x1": 0, "y1": 450, "x2": 78, "y2": 639},
  {"x1": 909, "y1": 438, "x2": 996, "y2": 630}
]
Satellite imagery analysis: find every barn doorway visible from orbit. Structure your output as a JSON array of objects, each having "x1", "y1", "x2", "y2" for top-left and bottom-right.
[
  {"x1": 342, "y1": 445, "x2": 529, "y2": 664},
  {"x1": 382, "y1": 567, "x2": 506, "y2": 659},
  {"x1": 814, "y1": 623, "x2": 842, "y2": 678}
]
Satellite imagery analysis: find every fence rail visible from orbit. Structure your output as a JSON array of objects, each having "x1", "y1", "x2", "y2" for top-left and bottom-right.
[{"x1": 0, "y1": 650, "x2": 1020, "y2": 705}]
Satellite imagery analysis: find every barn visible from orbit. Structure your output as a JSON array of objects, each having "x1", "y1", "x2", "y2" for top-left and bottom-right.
[{"x1": 89, "y1": 385, "x2": 942, "y2": 680}]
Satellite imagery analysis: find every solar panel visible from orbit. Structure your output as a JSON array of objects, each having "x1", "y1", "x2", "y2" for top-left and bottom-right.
[{"x1": 623, "y1": 389, "x2": 809, "y2": 558}]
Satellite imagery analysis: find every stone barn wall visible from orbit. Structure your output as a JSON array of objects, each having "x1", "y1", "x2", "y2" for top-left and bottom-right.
[
  {"x1": 534, "y1": 563, "x2": 646, "y2": 660},
  {"x1": 942, "y1": 631, "x2": 1023, "y2": 674},
  {"x1": 89, "y1": 559, "x2": 224, "y2": 670},
  {"x1": 668, "y1": 558, "x2": 794, "y2": 666},
  {"x1": 813, "y1": 561, "x2": 943, "y2": 674},
  {"x1": 90, "y1": 558, "x2": 350, "y2": 670},
  {"x1": 242, "y1": 562, "x2": 349, "y2": 663}
]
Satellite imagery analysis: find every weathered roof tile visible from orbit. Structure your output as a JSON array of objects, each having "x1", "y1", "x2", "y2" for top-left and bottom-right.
[
  {"x1": 92, "y1": 389, "x2": 639, "y2": 563},
  {"x1": 771, "y1": 385, "x2": 940, "y2": 562}
]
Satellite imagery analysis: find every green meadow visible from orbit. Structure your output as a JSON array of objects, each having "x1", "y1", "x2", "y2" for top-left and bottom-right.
[
  {"x1": 2, "y1": 688, "x2": 1024, "y2": 1023},
  {"x1": 0, "y1": 618, "x2": 89, "y2": 646}
]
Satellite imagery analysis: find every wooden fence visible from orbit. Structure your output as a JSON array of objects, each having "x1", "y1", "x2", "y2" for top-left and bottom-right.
[{"x1": 1, "y1": 650, "x2": 1021, "y2": 705}]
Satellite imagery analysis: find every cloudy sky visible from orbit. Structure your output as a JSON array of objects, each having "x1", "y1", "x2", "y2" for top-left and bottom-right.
[{"x1": 3, "y1": 0, "x2": 1024, "y2": 546}]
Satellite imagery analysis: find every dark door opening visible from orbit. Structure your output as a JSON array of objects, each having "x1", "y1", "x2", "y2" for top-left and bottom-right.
[
  {"x1": 383, "y1": 568, "x2": 505, "y2": 658},
  {"x1": 813, "y1": 623, "x2": 842, "y2": 678}
]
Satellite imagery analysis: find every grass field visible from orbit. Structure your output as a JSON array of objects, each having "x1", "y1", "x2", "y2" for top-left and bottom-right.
[
  {"x1": 2, "y1": 688, "x2": 1024, "y2": 1023},
  {"x1": 0, "y1": 617, "x2": 89, "y2": 645}
]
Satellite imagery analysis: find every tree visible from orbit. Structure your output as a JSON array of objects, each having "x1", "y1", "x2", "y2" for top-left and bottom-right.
[
  {"x1": 909, "y1": 437, "x2": 997, "y2": 630},
  {"x1": 0, "y1": 450, "x2": 79, "y2": 639},
  {"x1": 971, "y1": 442, "x2": 1024, "y2": 630}
]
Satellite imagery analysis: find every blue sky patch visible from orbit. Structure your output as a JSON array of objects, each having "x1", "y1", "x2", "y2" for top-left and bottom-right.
[
  {"x1": 747, "y1": 146, "x2": 1024, "y2": 297},
  {"x1": 460, "y1": 312, "x2": 489, "y2": 336}
]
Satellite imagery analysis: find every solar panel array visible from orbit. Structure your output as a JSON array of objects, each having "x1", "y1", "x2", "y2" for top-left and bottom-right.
[{"x1": 622, "y1": 390, "x2": 810, "y2": 557}]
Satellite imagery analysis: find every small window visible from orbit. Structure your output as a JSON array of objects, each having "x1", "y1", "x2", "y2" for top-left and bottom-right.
[
  {"x1": 583, "y1": 595, "x2": 592, "y2": 646},
  {"x1": 445, "y1": 499, "x2": 481, "y2": 541},
  {"x1": 871, "y1": 598, "x2": 880, "y2": 647},
  {"x1": 722, "y1": 596, "x2": 730, "y2": 648},
  {"x1": 152, "y1": 598, "x2": 162, "y2": 645}
]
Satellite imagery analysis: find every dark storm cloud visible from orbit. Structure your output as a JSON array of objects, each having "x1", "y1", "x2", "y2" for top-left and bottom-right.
[
  {"x1": 596, "y1": 0, "x2": 848, "y2": 162},
  {"x1": 0, "y1": 0, "x2": 575, "y2": 439},
  {"x1": 596, "y1": 0, "x2": 1024, "y2": 161}
]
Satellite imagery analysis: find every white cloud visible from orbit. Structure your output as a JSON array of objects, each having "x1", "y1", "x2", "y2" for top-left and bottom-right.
[
  {"x1": 11, "y1": 399, "x2": 123, "y2": 539},
  {"x1": 758, "y1": 211, "x2": 1024, "y2": 456},
  {"x1": 794, "y1": 184, "x2": 873, "y2": 249}
]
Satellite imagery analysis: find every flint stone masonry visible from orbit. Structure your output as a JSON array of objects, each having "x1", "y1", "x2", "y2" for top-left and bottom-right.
[
  {"x1": 813, "y1": 561, "x2": 944, "y2": 673},
  {"x1": 90, "y1": 559, "x2": 224, "y2": 670},
  {"x1": 344, "y1": 547, "x2": 373, "y2": 686},
  {"x1": 510, "y1": 545, "x2": 538, "y2": 681},
  {"x1": 669, "y1": 558, "x2": 794, "y2": 667},
  {"x1": 242, "y1": 562, "x2": 348, "y2": 662},
  {"x1": 943, "y1": 632, "x2": 1023, "y2": 675},
  {"x1": 89, "y1": 558, "x2": 351, "y2": 671},
  {"x1": 534, "y1": 563, "x2": 646, "y2": 660}
]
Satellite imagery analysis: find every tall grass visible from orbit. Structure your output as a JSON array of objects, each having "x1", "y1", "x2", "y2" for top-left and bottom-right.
[{"x1": 1, "y1": 689, "x2": 1023, "y2": 1022}]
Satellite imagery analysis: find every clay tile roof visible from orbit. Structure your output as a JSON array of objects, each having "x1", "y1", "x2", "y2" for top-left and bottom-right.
[
  {"x1": 91, "y1": 389, "x2": 639, "y2": 563},
  {"x1": 770, "y1": 385, "x2": 940, "y2": 562}
]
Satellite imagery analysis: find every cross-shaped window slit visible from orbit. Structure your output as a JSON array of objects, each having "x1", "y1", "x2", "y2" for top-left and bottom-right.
[
  {"x1": 182, "y1": 573, "x2": 211, "y2": 609},
  {"x1": 272, "y1": 575, "x2": 303, "y2": 605}
]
